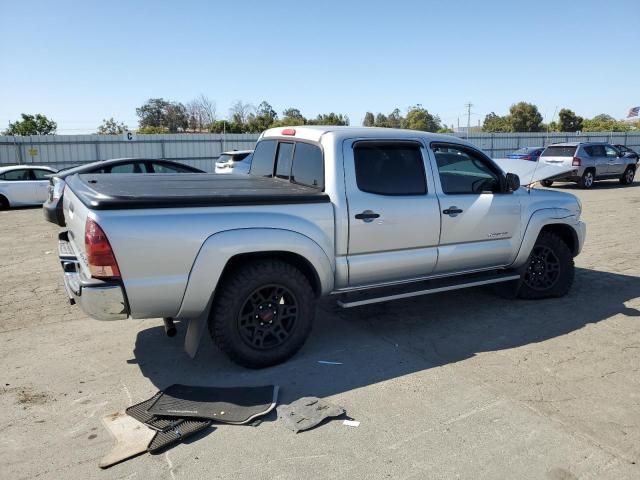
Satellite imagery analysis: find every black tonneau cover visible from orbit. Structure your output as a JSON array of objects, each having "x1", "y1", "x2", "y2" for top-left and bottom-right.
[{"x1": 67, "y1": 173, "x2": 330, "y2": 210}]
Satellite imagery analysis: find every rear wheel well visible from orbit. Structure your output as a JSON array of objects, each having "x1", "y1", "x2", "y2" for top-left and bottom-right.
[
  {"x1": 539, "y1": 224, "x2": 578, "y2": 256},
  {"x1": 218, "y1": 252, "x2": 322, "y2": 298},
  {"x1": 0, "y1": 194, "x2": 9, "y2": 209}
]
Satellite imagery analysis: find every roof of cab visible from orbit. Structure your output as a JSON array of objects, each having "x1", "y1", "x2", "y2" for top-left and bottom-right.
[{"x1": 260, "y1": 125, "x2": 475, "y2": 147}]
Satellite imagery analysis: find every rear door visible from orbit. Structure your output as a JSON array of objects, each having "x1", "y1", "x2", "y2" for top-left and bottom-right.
[
  {"x1": 429, "y1": 142, "x2": 522, "y2": 274},
  {"x1": 344, "y1": 140, "x2": 441, "y2": 286},
  {"x1": 30, "y1": 168, "x2": 53, "y2": 202},
  {"x1": 583, "y1": 145, "x2": 607, "y2": 176}
]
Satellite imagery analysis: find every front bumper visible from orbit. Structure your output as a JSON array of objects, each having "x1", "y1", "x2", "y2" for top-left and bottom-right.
[{"x1": 58, "y1": 231, "x2": 129, "y2": 321}]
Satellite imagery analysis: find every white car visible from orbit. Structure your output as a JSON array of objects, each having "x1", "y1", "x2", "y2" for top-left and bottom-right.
[
  {"x1": 215, "y1": 150, "x2": 253, "y2": 174},
  {"x1": 0, "y1": 165, "x2": 57, "y2": 209}
]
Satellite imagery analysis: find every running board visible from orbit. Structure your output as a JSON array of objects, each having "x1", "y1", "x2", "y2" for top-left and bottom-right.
[{"x1": 337, "y1": 271, "x2": 521, "y2": 308}]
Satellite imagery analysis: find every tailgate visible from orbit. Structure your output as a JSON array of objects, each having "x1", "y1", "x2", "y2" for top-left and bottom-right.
[
  {"x1": 62, "y1": 187, "x2": 91, "y2": 275},
  {"x1": 540, "y1": 146, "x2": 577, "y2": 167}
]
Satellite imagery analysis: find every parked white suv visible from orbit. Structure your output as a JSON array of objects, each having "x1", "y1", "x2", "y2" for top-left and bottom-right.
[{"x1": 214, "y1": 150, "x2": 253, "y2": 174}]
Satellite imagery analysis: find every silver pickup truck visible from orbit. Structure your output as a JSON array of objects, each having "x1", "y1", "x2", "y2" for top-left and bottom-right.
[{"x1": 58, "y1": 126, "x2": 586, "y2": 368}]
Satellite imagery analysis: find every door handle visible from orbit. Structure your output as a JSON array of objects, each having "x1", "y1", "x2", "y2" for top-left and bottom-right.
[
  {"x1": 443, "y1": 206, "x2": 463, "y2": 216},
  {"x1": 355, "y1": 210, "x2": 380, "y2": 222}
]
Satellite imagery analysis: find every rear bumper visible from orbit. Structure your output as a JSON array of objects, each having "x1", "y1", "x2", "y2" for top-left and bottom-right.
[
  {"x1": 58, "y1": 231, "x2": 129, "y2": 321},
  {"x1": 43, "y1": 198, "x2": 65, "y2": 226}
]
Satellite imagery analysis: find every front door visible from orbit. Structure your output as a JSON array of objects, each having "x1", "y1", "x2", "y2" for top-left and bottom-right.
[
  {"x1": 429, "y1": 142, "x2": 522, "y2": 274},
  {"x1": 344, "y1": 140, "x2": 441, "y2": 287},
  {"x1": 604, "y1": 144, "x2": 625, "y2": 175}
]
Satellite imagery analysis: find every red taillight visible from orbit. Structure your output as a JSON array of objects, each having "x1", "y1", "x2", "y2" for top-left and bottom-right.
[
  {"x1": 85, "y1": 218, "x2": 121, "y2": 279},
  {"x1": 572, "y1": 157, "x2": 582, "y2": 166},
  {"x1": 281, "y1": 128, "x2": 296, "y2": 136},
  {"x1": 522, "y1": 155, "x2": 531, "y2": 160}
]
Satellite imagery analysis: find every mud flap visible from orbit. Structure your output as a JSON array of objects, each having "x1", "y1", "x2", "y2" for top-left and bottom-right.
[{"x1": 184, "y1": 313, "x2": 208, "y2": 358}]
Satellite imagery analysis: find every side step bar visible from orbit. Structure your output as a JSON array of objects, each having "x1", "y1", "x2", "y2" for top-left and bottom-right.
[{"x1": 337, "y1": 271, "x2": 521, "y2": 308}]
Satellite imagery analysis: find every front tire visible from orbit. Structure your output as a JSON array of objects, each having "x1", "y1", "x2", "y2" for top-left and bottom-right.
[
  {"x1": 517, "y1": 232, "x2": 574, "y2": 299},
  {"x1": 540, "y1": 179, "x2": 554, "y2": 187},
  {"x1": 578, "y1": 169, "x2": 595, "y2": 189},
  {"x1": 620, "y1": 166, "x2": 635, "y2": 185},
  {"x1": 209, "y1": 259, "x2": 315, "y2": 368}
]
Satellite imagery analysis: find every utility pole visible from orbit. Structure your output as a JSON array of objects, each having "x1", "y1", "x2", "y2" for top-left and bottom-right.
[{"x1": 465, "y1": 102, "x2": 473, "y2": 139}]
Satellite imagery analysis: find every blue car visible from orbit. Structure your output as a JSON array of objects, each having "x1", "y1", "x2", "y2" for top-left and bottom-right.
[{"x1": 507, "y1": 147, "x2": 544, "y2": 161}]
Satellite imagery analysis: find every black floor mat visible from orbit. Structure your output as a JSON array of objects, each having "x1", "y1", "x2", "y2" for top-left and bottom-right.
[
  {"x1": 147, "y1": 419, "x2": 212, "y2": 454},
  {"x1": 126, "y1": 393, "x2": 184, "y2": 432},
  {"x1": 147, "y1": 384, "x2": 279, "y2": 424}
]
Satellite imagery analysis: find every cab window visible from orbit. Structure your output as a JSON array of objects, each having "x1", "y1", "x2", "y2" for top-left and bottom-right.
[{"x1": 432, "y1": 143, "x2": 501, "y2": 194}]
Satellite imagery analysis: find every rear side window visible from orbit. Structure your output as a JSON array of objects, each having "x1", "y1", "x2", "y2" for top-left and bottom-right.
[
  {"x1": 249, "y1": 140, "x2": 277, "y2": 177},
  {"x1": 31, "y1": 169, "x2": 53, "y2": 180},
  {"x1": 541, "y1": 146, "x2": 577, "y2": 157},
  {"x1": 291, "y1": 142, "x2": 323, "y2": 188},
  {"x1": 353, "y1": 142, "x2": 426, "y2": 195},
  {"x1": 151, "y1": 162, "x2": 193, "y2": 173},
  {"x1": 108, "y1": 162, "x2": 143, "y2": 173}
]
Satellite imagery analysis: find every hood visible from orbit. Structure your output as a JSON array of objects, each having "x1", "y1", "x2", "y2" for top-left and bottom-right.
[{"x1": 493, "y1": 158, "x2": 575, "y2": 186}]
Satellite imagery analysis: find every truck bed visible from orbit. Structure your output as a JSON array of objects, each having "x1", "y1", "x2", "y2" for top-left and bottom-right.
[{"x1": 66, "y1": 173, "x2": 330, "y2": 210}]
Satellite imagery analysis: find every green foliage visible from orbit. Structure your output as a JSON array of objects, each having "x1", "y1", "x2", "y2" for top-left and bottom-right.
[
  {"x1": 509, "y1": 102, "x2": 543, "y2": 132},
  {"x1": 136, "y1": 98, "x2": 188, "y2": 133},
  {"x1": 404, "y1": 104, "x2": 442, "y2": 132},
  {"x1": 374, "y1": 113, "x2": 388, "y2": 127},
  {"x1": 557, "y1": 109, "x2": 583, "y2": 132},
  {"x1": 247, "y1": 101, "x2": 278, "y2": 132},
  {"x1": 137, "y1": 126, "x2": 168, "y2": 134},
  {"x1": 96, "y1": 118, "x2": 128, "y2": 135},
  {"x1": 582, "y1": 114, "x2": 632, "y2": 132},
  {"x1": 307, "y1": 113, "x2": 349, "y2": 126},
  {"x1": 482, "y1": 112, "x2": 511, "y2": 132},
  {"x1": 362, "y1": 112, "x2": 375, "y2": 127},
  {"x1": 5, "y1": 113, "x2": 57, "y2": 135}
]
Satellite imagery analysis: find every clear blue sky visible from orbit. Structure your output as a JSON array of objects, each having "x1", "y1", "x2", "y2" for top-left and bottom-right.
[{"x1": 1, "y1": 0, "x2": 638, "y2": 133}]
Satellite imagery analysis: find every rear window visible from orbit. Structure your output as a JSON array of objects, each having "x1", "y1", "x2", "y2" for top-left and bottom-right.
[
  {"x1": 541, "y1": 146, "x2": 577, "y2": 157},
  {"x1": 275, "y1": 143, "x2": 294, "y2": 179},
  {"x1": 249, "y1": 140, "x2": 278, "y2": 177},
  {"x1": 354, "y1": 142, "x2": 426, "y2": 195}
]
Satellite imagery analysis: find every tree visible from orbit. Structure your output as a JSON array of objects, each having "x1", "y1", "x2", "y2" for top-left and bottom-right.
[
  {"x1": 136, "y1": 98, "x2": 170, "y2": 128},
  {"x1": 363, "y1": 112, "x2": 375, "y2": 127},
  {"x1": 136, "y1": 98, "x2": 188, "y2": 133},
  {"x1": 582, "y1": 114, "x2": 631, "y2": 132},
  {"x1": 482, "y1": 112, "x2": 510, "y2": 132},
  {"x1": 307, "y1": 113, "x2": 349, "y2": 126},
  {"x1": 246, "y1": 101, "x2": 278, "y2": 132},
  {"x1": 186, "y1": 94, "x2": 217, "y2": 132},
  {"x1": 274, "y1": 108, "x2": 306, "y2": 126},
  {"x1": 404, "y1": 104, "x2": 441, "y2": 132},
  {"x1": 229, "y1": 100, "x2": 254, "y2": 125},
  {"x1": 386, "y1": 108, "x2": 403, "y2": 128},
  {"x1": 96, "y1": 118, "x2": 128, "y2": 135},
  {"x1": 509, "y1": 102, "x2": 543, "y2": 132},
  {"x1": 557, "y1": 108, "x2": 583, "y2": 132},
  {"x1": 5, "y1": 114, "x2": 57, "y2": 135},
  {"x1": 374, "y1": 113, "x2": 388, "y2": 127}
]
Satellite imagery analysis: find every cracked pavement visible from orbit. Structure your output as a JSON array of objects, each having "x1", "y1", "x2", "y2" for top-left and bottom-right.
[{"x1": 1, "y1": 181, "x2": 639, "y2": 479}]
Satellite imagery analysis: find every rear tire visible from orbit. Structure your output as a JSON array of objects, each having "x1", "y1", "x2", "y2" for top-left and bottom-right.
[
  {"x1": 578, "y1": 169, "x2": 595, "y2": 189},
  {"x1": 620, "y1": 166, "x2": 635, "y2": 185},
  {"x1": 517, "y1": 232, "x2": 574, "y2": 300},
  {"x1": 209, "y1": 259, "x2": 315, "y2": 368},
  {"x1": 540, "y1": 179, "x2": 554, "y2": 187}
]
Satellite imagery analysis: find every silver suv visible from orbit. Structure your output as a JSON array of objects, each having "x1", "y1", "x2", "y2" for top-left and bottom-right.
[{"x1": 539, "y1": 142, "x2": 636, "y2": 188}]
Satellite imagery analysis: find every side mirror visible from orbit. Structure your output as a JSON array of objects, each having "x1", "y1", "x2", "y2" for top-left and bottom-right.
[{"x1": 505, "y1": 172, "x2": 520, "y2": 192}]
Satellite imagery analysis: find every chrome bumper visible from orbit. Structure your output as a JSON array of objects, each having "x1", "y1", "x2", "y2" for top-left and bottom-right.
[{"x1": 59, "y1": 232, "x2": 129, "y2": 321}]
